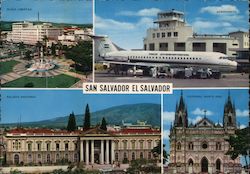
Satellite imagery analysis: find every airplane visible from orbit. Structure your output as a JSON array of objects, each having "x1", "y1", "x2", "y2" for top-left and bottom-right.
[{"x1": 92, "y1": 35, "x2": 238, "y2": 74}]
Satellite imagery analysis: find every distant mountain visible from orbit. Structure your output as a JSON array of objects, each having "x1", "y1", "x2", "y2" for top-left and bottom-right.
[
  {"x1": 0, "y1": 21, "x2": 92, "y2": 31},
  {"x1": 3, "y1": 103, "x2": 161, "y2": 128}
]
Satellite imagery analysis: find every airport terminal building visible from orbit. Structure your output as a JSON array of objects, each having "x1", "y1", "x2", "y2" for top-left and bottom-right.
[
  {"x1": 143, "y1": 10, "x2": 248, "y2": 57},
  {"x1": 3, "y1": 124, "x2": 160, "y2": 166},
  {"x1": 168, "y1": 93, "x2": 241, "y2": 173}
]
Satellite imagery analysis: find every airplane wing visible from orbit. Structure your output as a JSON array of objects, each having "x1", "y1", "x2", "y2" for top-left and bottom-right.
[{"x1": 99, "y1": 60, "x2": 170, "y2": 68}]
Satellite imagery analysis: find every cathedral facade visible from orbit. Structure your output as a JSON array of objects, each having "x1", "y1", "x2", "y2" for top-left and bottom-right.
[{"x1": 168, "y1": 93, "x2": 241, "y2": 174}]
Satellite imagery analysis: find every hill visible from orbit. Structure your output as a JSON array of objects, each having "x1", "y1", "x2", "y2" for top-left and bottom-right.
[
  {"x1": 0, "y1": 21, "x2": 92, "y2": 31},
  {"x1": 2, "y1": 103, "x2": 161, "y2": 128}
]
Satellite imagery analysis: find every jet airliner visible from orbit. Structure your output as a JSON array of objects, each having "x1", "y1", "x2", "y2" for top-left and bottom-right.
[{"x1": 93, "y1": 35, "x2": 237, "y2": 72}]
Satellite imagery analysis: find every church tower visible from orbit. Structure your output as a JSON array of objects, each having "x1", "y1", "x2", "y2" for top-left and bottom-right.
[
  {"x1": 174, "y1": 91, "x2": 188, "y2": 127},
  {"x1": 223, "y1": 92, "x2": 236, "y2": 128}
]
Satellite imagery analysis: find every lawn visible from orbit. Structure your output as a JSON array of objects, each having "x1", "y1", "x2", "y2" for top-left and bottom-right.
[
  {"x1": 2, "y1": 74, "x2": 80, "y2": 88},
  {"x1": 0, "y1": 60, "x2": 20, "y2": 75}
]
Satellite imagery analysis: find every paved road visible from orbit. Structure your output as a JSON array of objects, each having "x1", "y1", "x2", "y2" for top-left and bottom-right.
[{"x1": 95, "y1": 72, "x2": 249, "y2": 88}]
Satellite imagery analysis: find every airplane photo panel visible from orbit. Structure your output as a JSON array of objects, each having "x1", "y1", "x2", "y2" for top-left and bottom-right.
[{"x1": 94, "y1": 0, "x2": 249, "y2": 87}]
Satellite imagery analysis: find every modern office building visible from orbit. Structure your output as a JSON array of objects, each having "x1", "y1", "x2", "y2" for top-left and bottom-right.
[
  {"x1": 6, "y1": 22, "x2": 62, "y2": 45},
  {"x1": 4, "y1": 124, "x2": 160, "y2": 166},
  {"x1": 168, "y1": 93, "x2": 241, "y2": 173},
  {"x1": 143, "y1": 10, "x2": 247, "y2": 57}
]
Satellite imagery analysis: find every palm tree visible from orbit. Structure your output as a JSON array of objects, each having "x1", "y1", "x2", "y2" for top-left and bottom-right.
[
  {"x1": 42, "y1": 35, "x2": 49, "y2": 56},
  {"x1": 18, "y1": 42, "x2": 25, "y2": 59},
  {"x1": 35, "y1": 41, "x2": 43, "y2": 58}
]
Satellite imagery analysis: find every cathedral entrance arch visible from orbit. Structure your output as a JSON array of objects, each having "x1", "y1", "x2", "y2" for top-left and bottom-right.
[{"x1": 201, "y1": 157, "x2": 208, "y2": 173}]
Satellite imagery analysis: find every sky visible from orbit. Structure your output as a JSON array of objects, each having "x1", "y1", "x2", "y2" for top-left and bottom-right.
[
  {"x1": 163, "y1": 89, "x2": 249, "y2": 164},
  {"x1": 95, "y1": 0, "x2": 249, "y2": 49},
  {"x1": 0, "y1": 90, "x2": 160, "y2": 123},
  {"x1": 2, "y1": 0, "x2": 93, "y2": 24}
]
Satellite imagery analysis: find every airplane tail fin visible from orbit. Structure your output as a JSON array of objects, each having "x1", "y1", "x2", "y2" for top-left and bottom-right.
[{"x1": 86, "y1": 35, "x2": 124, "y2": 59}]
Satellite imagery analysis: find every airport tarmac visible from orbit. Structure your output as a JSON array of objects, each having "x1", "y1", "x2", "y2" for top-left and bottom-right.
[{"x1": 94, "y1": 71, "x2": 249, "y2": 88}]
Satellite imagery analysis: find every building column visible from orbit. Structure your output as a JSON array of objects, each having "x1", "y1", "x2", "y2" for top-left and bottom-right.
[
  {"x1": 105, "y1": 140, "x2": 109, "y2": 164},
  {"x1": 91, "y1": 140, "x2": 94, "y2": 164},
  {"x1": 85, "y1": 140, "x2": 89, "y2": 165},
  {"x1": 100, "y1": 140, "x2": 104, "y2": 164},
  {"x1": 111, "y1": 141, "x2": 115, "y2": 164},
  {"x1": 80, "y1": 140, "x2": 83, "y2": 161}
]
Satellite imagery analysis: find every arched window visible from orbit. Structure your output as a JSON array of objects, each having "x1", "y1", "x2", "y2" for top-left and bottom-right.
[
  {"x1": 216, "y1": 159, "x2": 221, "y2": 171},
  {"x1": 216, "y1": 142, "x2": 222, "y2": 150},
  {"x1": 47, "y1": 154, "x2": 50, "y2": 163},
  {"x1": 132, "y1": 152, "x2": 135, "y2": 160},
  {"x1": 140, "y1": 152, "x2": 144, "y2": 159},
  {"x1": 74, "y1": 153, "x2": 78, "y2": 162},
  {"x1": 115, "y1": 152, "x2": 119, "y2": 161},
  {"x1": 148, "y1": 152, "x2": 151, "y2": 159},
  {"x1": 14, "y1": 154, "x2": 19, "y2": 164},
  {"x1": 188, "y1": 142, "x2": 194, "y2": 150},
  {"x1": 56, "y1": 153, "x2": 60, "y2": 162},
  {"x1": 28, "y1": 154, "x2": 32, "y2": 163},
  {"x1": 177, "y1": 142, "x2": 181, "y2": 150}
]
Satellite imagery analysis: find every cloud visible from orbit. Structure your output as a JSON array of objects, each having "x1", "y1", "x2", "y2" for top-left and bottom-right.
[
  {"x1": 163, "y1": 111, "x2": 175, "y2": 123},
  {"x1": 118, "y1": 8, "x2": 161, "y2": 17},
  {"x1": 240, "y1": 124, "x2": 247, "y2": 129},
  {"x1": 200, "y1": 5, "x2": 239, "y2": 15},
  {"x1": 189, "y1": 116, "x2": 203, "y2": 124},
  {"x1": 236, "y1": 109, "x2": 249, "y2": 117},
  {"x1": 192, "y1": 108, "x2": 213, "y2": 116},
  {"x1": 95, "y1": 16, "x2": 135, "y2": 31},
  {"x1": 163, "y1": 130, "x2": 170, "y2": 140}
]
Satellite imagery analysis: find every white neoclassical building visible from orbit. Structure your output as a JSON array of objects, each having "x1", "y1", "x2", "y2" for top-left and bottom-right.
[
  {"x1": 3, "y1": 125, "x2": 160, "y2": 166},
  {"x1": 143, "y1": 10, "x2": 248, "y2": 57}
]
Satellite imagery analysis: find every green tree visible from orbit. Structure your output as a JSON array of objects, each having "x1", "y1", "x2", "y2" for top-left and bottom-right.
[
  {"x1": 36, "y1": 41, "x2": 43, "y2": 58},
  {"x1": 67, "y1": 112, "x2": 77, "y2": 131},
  {"x1": 151, "y1": 140, "x2": 168, "y2": 164},
  {"x1": 18, "y1": 42, "x2": 25, "y2": 58},
  {"x1": 64, "y1": 41, "x2": 92, "y2": 73},
  {"x1": 100, "y1": 117, "x2": 107, "y2": 131},
  {"x1": 42, "y1": 35, "x2": 49, "y2": 56},
  {"x1": 226, "y1": 127, "x2": 250, "y2": 166},
  {"x1": 51, "y1": 42, "x2": 56, "y2": 56},
  {"x1": 83, "y1": 104, "x2": 91, "y2": 130},
  {"x1": 24, "y1": 50, "x2": 32, "y2": 61}
]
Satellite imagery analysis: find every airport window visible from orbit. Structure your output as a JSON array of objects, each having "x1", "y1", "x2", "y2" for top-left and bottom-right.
[
  {"x1": 162, "y1": 32, "x2": 165, "y2": 38},
  {"x1": 167, "y1": 32, "x2": 171, "y2": 37},
  {"x1": 157, "y1": 33, "x2": 160, "y2": 38},
  {"x1": 174, "y1": 32, "x2": 178, "y2": 37},
  {"x1": 152, "y1": 33, "x2": 155, "y2": 38}
]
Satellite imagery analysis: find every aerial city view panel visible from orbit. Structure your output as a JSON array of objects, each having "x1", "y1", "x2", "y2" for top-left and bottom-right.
[
  {"x1": 94, "y1": 0, "x2": 249, "y2": 87},
  {"x1": 0, "y1": 0, "x2": 93, "y2": 88},
  {"x1": 0, "y1": 90, "x2": 162, "y2": 173}
]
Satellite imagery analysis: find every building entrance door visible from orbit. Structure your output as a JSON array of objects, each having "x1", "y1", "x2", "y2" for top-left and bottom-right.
[
  {"x1": 94, "y1": 153, "x2": 100, "y2": 164},
  {"x1": 201, "y1": 157, "x2": 208, "y2": 173}
]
